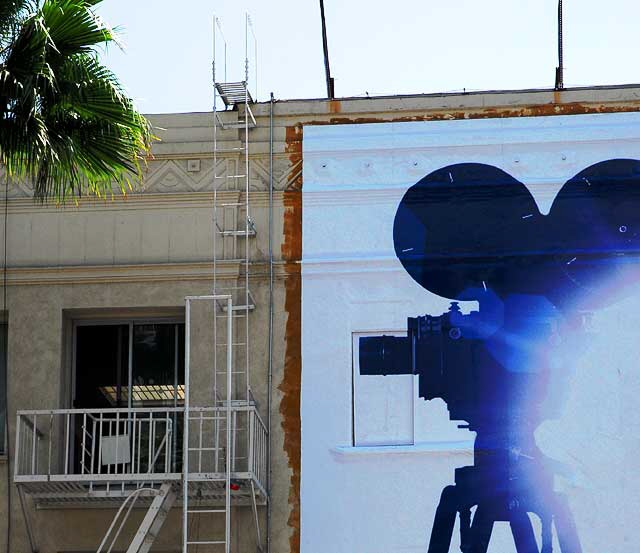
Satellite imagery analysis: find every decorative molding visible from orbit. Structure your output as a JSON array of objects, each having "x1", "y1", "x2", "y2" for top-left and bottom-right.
[
  {"x1": 0, "y1": 152, "x2": 303, "y2": 198},
  {"x1": 0, "y1": 190, "x2": 290, "y2": 214},
  {"x1": 4, "y1": 260, "x2": 297, "y2": 286}
]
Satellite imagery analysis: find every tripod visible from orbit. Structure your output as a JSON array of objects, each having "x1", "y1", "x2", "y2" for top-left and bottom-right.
[{"x1": 427, "y1": 455, "x2": 582, "y2": 553}]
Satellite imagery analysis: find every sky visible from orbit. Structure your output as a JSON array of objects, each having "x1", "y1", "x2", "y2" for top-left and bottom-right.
[{"x1": 95, "y1": 0, "x2": 640, "y2": 114}]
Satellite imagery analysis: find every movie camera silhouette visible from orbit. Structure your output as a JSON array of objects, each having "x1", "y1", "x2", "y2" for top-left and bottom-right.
[{"x1": 359, "y1": 160, "x2": 640, "y2": 553}]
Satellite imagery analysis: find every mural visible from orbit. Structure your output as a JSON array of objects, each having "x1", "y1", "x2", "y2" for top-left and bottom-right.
[
  {"x1": 361, "y1": 160, "x2": 640, "y2": 552},
  {"x1": 302, "y1": 115, "x2": 640, "y2": 553}
]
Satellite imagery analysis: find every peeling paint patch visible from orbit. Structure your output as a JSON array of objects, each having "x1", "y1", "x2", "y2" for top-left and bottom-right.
[
  {"x1": 299, "y1": 101, "x2": 640, "y2": 127},
  {"x1": 280, "y1": 125, "x2": 303, "y2": 553},
  {"x1": 328, "y1": 100, "x2": 342, "y2": 114}
]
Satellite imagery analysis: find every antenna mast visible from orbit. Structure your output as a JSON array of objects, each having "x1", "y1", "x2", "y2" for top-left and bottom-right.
[{"x1": 555, "y1": 0, "x2": 564, "y2": 90}]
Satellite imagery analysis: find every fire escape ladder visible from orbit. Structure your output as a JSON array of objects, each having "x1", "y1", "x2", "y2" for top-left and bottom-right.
[
  {"x1": 127, "y1": 482, "x2": 177, "y2": 553},
  {"x1": 96, "y1": 482, "x2": 176, "y2": 553}
]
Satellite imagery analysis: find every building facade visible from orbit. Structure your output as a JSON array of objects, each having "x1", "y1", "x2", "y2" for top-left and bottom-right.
[{"x1": 2, "y1": 85, "x2": 640, "y2": 553}]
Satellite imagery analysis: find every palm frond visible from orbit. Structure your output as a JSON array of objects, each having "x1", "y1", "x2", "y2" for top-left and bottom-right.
[{"x1": 0, "y1": 0, "x2": 152, "y2": 201}]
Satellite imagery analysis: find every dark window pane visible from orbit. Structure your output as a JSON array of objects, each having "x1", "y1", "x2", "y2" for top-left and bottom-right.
[
  {"x1": 131, "y1": 323, "x2": 185, "y2": 406},
  {"x1": 74, "y1": 322, "x2": 185, "y2": 409},
  {"x1": 74, "y1": 325, "x2": 128, "y2": 408}
]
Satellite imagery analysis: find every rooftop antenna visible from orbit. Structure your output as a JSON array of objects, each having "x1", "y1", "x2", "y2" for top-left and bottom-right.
[
  {"x1": 319, "y1": 0, "x2": 335, "y2": 99},
  {"x1": 213, "y1": 15, "x2": 227, "y2": 87},
  {"x1": 246, "y1": 12, "x2": 258, "y2": 100},
  {"x1": 555, "y1": 0, "x2": 564, "y2": 90}
]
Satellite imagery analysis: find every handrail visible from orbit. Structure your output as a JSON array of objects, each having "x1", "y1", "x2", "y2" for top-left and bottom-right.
[
  {"x1": 14, "y1": 404, "x2": 268, "y2": 497},
  {"x1": 16, "y1": 407, "x2": 184, "y2": 416},
  {"x1": 16, "y1": 405, "x2": 262, "y2": 416}
]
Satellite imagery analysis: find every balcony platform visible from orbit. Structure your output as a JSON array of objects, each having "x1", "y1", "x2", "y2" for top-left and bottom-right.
[
  {"x1": 14, "y1": 406, "x2": 268, "y2": 509},
  {"x1": 17, "y1": 473, "x2": 266, "y2": 508}
]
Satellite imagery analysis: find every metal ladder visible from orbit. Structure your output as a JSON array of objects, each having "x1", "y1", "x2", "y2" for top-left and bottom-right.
[
  {"x1": 212, "y1": 13, "x2": 257, "y2": 448},
  {"x1": 97, "y1": 482, "x2": 177, "y2": 553},
  {"x1": 182, "y1": 295, "x2": 235, "y2": 553}
]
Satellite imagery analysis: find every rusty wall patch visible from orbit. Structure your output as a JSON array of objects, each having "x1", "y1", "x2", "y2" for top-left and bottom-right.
[
  {"x1": 280, "y1": 124, "x2": 303, "y2": 553},
  {"x1": 297, "y1": 101, "x2": 640, "y2": 127}
]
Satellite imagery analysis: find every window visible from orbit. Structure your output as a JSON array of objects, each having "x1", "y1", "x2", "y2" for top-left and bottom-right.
[
  {"x1": 352, "y1": 332, "x2": 414, "y2": 446},
  {"x1": 74, "y1": 321, "x2": 185, "y2": 409},
  {"x1": 72, "y1": 320, "x2": 185, "y2": 472}
]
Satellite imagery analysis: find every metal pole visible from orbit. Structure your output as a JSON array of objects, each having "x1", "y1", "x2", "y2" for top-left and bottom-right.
[
  {"x1": 182, "y1": 298, "x2": 191, "y2": 553},
  {"x1": 225, "y1": 297, "x2": 232, "y2": 553},
  {"x1": 266, "y1": 91, "x2": 275, "y2": 553},
  {"x1": 555, "y1": 0, "x2": 564, "y2": 90},
  {"x1": 319, "y1": 0, "x2": 335, "y2": 98},
  {"x1": 244, "y1": 42, "x2": 250, "y2": 405},
  {"x1": 245, "y1": 13, "x2": 249, "y2": 85}
]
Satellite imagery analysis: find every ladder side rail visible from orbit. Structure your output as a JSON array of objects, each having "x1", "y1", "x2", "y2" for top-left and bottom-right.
[
  {"x1": 14, "y1": 412, "x2": 21, "y2": 478},
  {"x1": 182, "y1": 297, "x2": 191, "y2": 553},
  {"x1": 244, "y1": 78, "x2": 250, "y2": 407},
  {"x1": 97, "y1": 487, "x2": 151, "y2": 553},
  {"x1": 225, "y1": 296, "x2": 233, "y2": 553}
]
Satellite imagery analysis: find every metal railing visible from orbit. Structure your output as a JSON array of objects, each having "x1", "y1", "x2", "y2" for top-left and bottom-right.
[{"x1": 14, "y1": 405, "x2": 267, "y2": 492}]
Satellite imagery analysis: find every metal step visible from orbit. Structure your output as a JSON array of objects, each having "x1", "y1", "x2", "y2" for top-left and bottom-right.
[{"x1": 215, "y1": 81, "x2": 253, "y2": 106}]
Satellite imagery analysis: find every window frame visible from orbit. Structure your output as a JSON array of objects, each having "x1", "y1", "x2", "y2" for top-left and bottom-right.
[
  {"x1": 351, "y1": 330, "x2": 415, "y2": 448},
  {"x1": 70, "y1": 316, "x2": 185, "y2": 411}
]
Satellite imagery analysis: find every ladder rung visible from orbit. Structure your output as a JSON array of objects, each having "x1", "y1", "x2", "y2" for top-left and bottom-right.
[
  {"x1": 214, "y1": 371, "x2": 247, "y2": 375},
  {"x1": 221, "y1": 305, "x2": 255, "y2": 312},
  {"x1": 187, "y1": 447, "x2": 218, "y2": 451},
  {"x1": 217, "y1": 230, "x2": 256, "y2": 236},
  {"x1": 214, "y1": 147, "x2": 245, "y2": 152},
  {"x1": 214, "y1": 174, "x2": 246, "y2": 179},
  {"x1": 187, "y1": 540, "x2": 226, "y2": 545},
  {"x1": 187, "y1": 509, "x2": 226, "y2": 514}
]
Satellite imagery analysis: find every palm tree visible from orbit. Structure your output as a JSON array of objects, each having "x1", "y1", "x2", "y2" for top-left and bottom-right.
[{"x1": 0, "y1": 0, "x2": 151, "y2": 200}]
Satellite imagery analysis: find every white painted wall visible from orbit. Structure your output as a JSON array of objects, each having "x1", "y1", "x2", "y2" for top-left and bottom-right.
[{"x1": 301, "y1": 113, "x2": 640, "y2": 552}]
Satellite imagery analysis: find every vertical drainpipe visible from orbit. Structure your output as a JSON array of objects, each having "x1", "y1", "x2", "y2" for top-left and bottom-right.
[{"x1": 267, "y1": 91, "x2": 274, "y2": 553}]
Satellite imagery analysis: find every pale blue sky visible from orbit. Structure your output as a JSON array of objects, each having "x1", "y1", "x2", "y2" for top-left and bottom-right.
[{"x1": 96, "y1": 0, "x2": 640, "y2": 114}]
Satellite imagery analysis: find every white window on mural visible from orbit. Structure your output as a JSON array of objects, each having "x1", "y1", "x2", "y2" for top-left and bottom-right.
[{"x1": 352, "y1": 332, "x2": 414, "y2": 447}]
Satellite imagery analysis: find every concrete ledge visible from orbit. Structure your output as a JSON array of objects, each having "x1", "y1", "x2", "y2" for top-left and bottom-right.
[{"x1": 331, "y1": 440, "x2": 474, "y2": 462}]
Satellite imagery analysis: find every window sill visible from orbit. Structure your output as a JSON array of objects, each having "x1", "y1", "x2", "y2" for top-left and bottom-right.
[{"x1": 331, "y1": 440, "x2": 474, "y2": 462}]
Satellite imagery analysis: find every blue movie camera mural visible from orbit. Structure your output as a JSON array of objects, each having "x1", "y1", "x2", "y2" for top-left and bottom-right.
[{"x1": 358, "y1": 160, "x2": 640, "y2": 553}]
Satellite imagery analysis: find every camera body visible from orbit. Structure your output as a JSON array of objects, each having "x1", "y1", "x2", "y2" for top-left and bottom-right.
[{"x1": 359, "y1": 300, "x2": 564, "y2": 435}]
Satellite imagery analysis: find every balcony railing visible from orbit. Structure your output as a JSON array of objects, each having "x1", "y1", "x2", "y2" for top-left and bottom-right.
[{"x1": 14, "y1": 406, "x2": 267, "y2": 504}]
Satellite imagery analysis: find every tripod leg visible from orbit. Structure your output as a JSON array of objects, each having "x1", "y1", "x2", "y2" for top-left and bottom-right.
[
  {"x1": 427, "y1": 486, "x2": 459, "y2": 553},
  {"x1": 540, "y1": 514, "x2": 553, "y2": 553},
  {"x1": 510, "y1": 511, "x2": 540, "y2": 553},
  {"x1": 460, "y1": 508, "x2": 472, "y2": 553},
  {"x1": 553, "y1": 494, "x2": 582, "y2": 553},
  {"x1": 469, "y1": 505, "x2": 494, "y2": 553}
]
